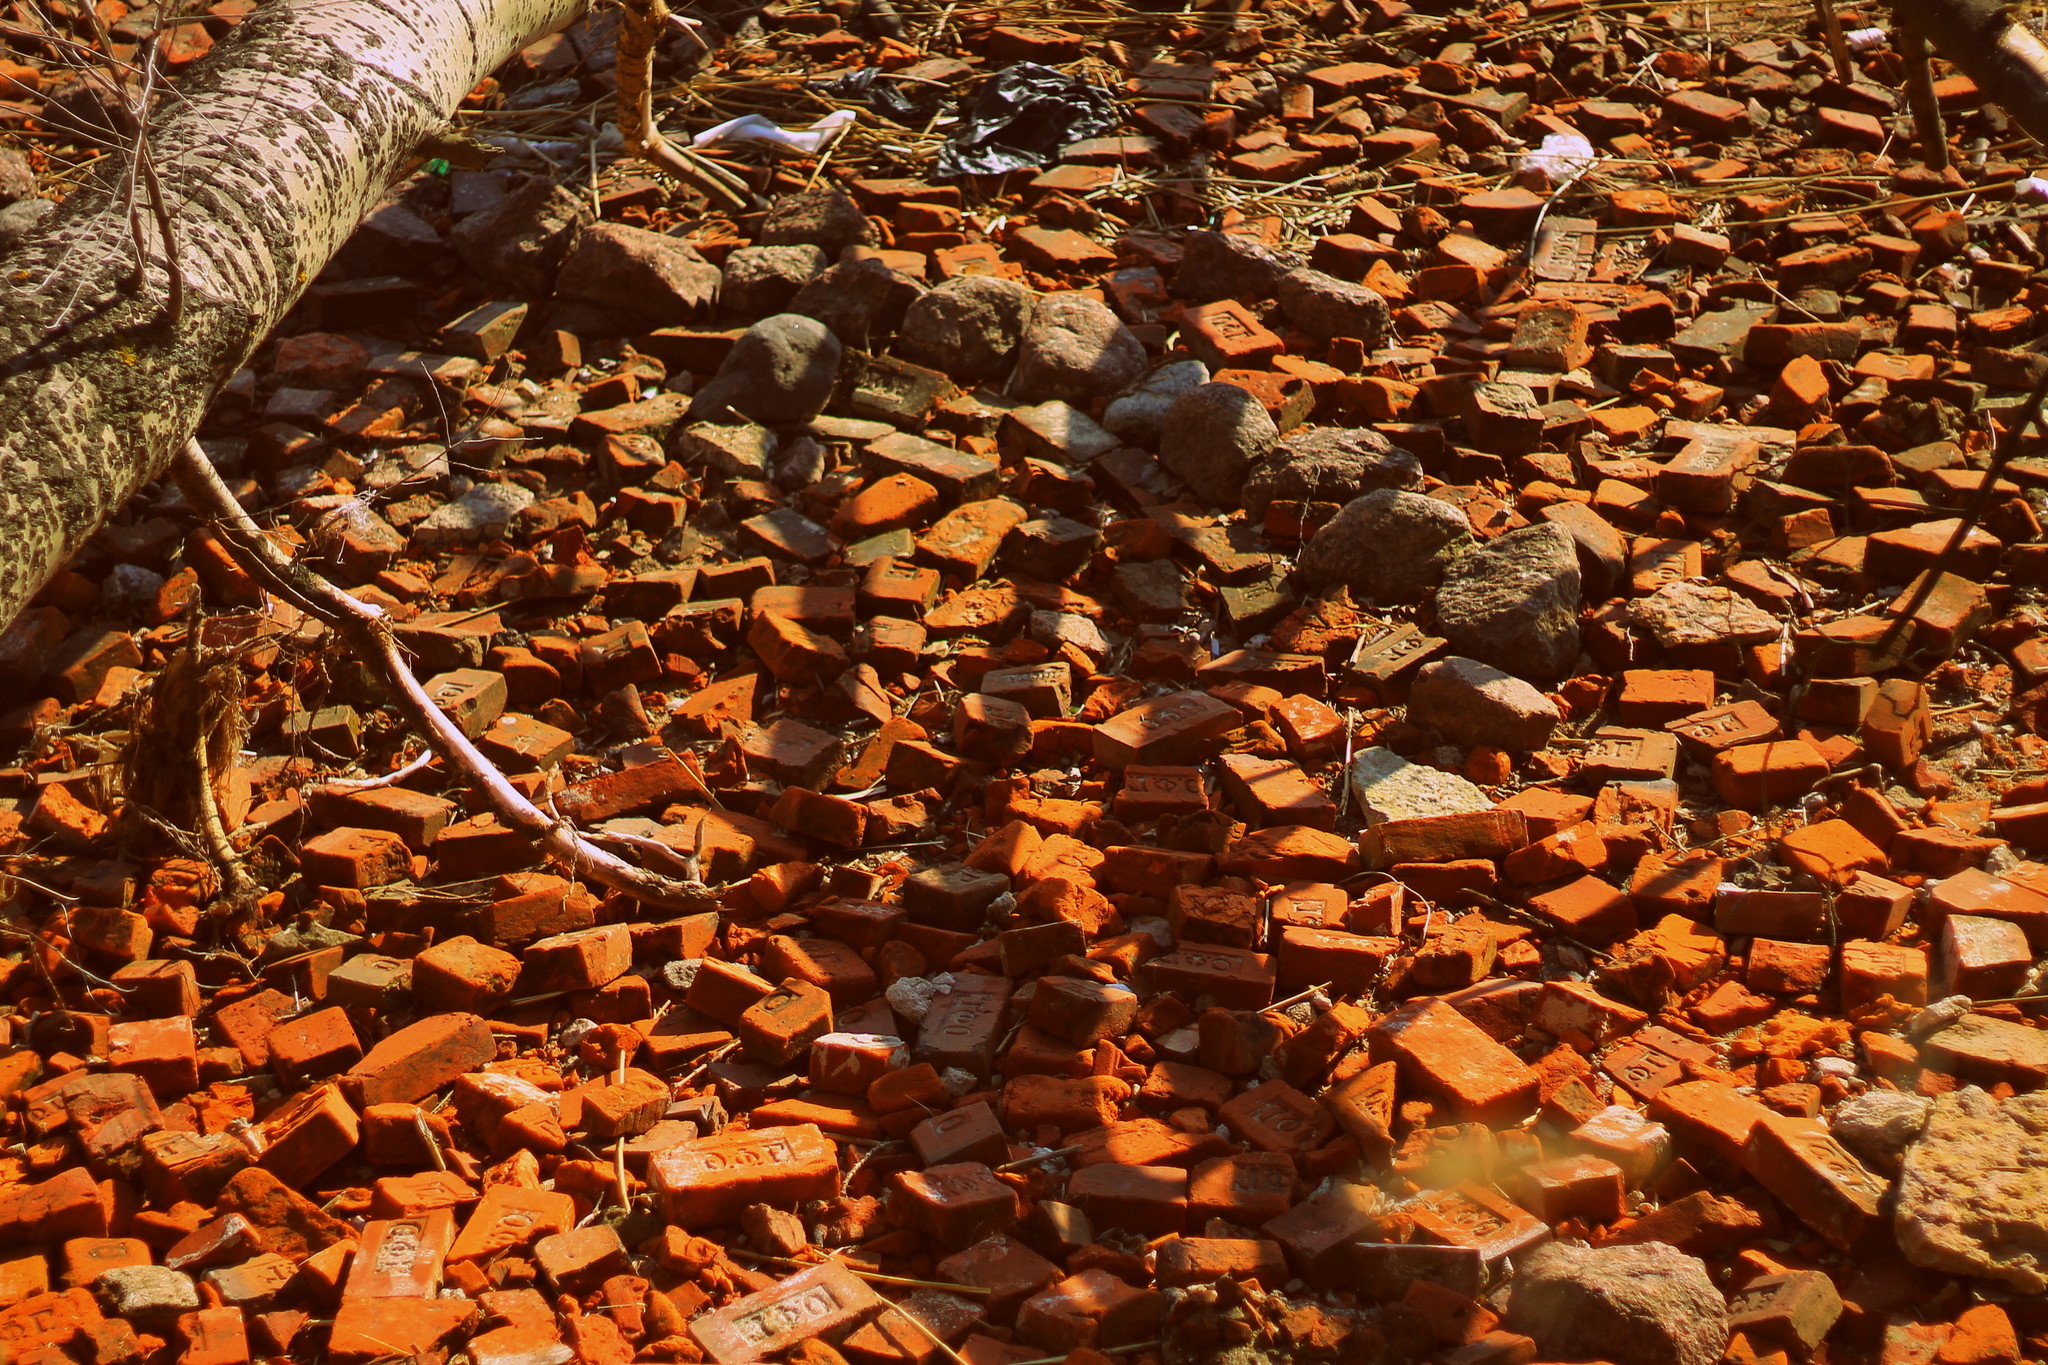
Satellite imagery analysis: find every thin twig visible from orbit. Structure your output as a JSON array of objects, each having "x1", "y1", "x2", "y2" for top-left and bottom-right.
[{"x1": 170, "y1": 440, "x2": 723, "y2": 913}]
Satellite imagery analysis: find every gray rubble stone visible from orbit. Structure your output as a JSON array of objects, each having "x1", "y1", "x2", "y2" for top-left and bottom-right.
[
  {"x1": 1895, "y1": 1086, "x2": 2048, "y2": 1293},
  {"x1": 553, "y1": 222, "x2": 720, "y2": 327},
  {"x1": 758, "y1": 186, "x2": 877, "y2": 257},
  {"x1": 1173, "y1": 229, "x2": 1302, "y2": 303},
  {"x1": 1408, "y1": 656, "x2": 1561, "y2": 753},
  {"x1": 1014, "y1": 293, "x2": 1147, "y2": 403},
  {"x1": 720, "y1": 244, "x2": 828, "y2": 322},
  {"x1": 0, "y1": 197, "x2": 54, "y2": 254},
  {"x1": 789, "y1": 257, "x2": 925, "y2": 347},
  {"x1": 689, "y1": 314, "x2": 843, "y2": 427},
  {"x1": 1103, "y1": 360, "x2": 1209, "y2": 445},
  {"x1": 1243, "y1": 426, "x2": 1424, "y2": 519},
  {"x1": 1158, "y1": 383, "x2": 1278, "y2": 507},
  {"x1": 94, "y1": 1265, "x2": 200, "y2": 1327},
  {"x1": 1297, "y1": 489, "x2": 1474, "y2": 604},
  {"x1": 1831, "y1": 1089, "x2": 1930, "y2": 1175},
  {"x1": 1435, "y1": 521, "x2": 1582, "y2": 682},
  {"x1": 1348, "y1": 746, "x2": 1493, "y2": 824},
  {"x1": 1276, "y1": 267, "x2": 1392, "y2": 346},
  {"x1": 1504, "y1": 1241, "x2": 1728, "y2": 1365},
  {"x1": 447, "y1": 174, "x2": 591, "y2": 296},
  {"x1": 412, "y1": 482, "x2": 536, "y2": 550},
  {"x1": 895, "y1": 275, "x2": 1036, "y2": 384}
]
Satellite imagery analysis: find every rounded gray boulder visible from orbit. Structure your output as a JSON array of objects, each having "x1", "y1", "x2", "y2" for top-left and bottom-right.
[
  {"x1": 1434, "y1": 520, "x2": 1582, "y2": 682},
  {"x1": 1504, "y1": 1241, "x2": 1729, "y2": 1365},
  {"x1": 1243, "y1": 426, "x2": 1424, "y2": 519},
  {"x1": 1297, "y1": 489, "x2": 1474, "y2": 603},
  {"x1": 1159, "y1": 383, "x2": 1278, "y2": 507},
  {"x1": 688, "y1": 314, "x2": 843, "y2": 426},
  {"x1": 1013, "y1": 293, "x2": 1146, "y2": 402},
  {"x1": 895, "y1": 275, "x2": 1036, "y2": 384}
]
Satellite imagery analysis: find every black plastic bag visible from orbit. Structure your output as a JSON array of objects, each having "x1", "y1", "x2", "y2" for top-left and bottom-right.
[
  {"x1": 817, "y1": 67, "x2": 945, "y2": 126},
  {"x1": 935, "y1": 63, "x2": 1120, "y2": 178}
]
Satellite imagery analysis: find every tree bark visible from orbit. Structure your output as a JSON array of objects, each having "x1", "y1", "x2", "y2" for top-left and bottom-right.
[
  {"x1": 0, "y1": 0, "x2": 587, "y2": 632},
  {"x1": 1899, "y1": 0, "x2": 2048, "y2": 152}
]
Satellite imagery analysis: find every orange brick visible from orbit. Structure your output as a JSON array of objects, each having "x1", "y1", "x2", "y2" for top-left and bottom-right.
[
  {"x1": 647, "y1": 1124, "x2": 840, "y2": 1225},
  {"x1": 1712, "y1": 740, "x2": 1829, "y2": 809},
  {"x1": 1371, "y1": 999, "x2": 1537, "y2": 1124}
]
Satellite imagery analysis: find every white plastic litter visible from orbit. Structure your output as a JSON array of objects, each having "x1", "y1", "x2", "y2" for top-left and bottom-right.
[
  {"x1": 1845, "y1": 26, "x2": 1886, "y2": 51},
  {"x1": 691, "y1": 110, "x2": 858, "y2": 154},
  {"x1": 1518, "y1": 131, "x2": 1598, "y2": 183},
  {"x1": 2017, "y1": 176, "x2": 2048, "y2": 202}
]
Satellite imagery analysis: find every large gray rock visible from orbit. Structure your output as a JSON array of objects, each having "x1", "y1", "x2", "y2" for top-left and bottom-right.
[
  {"x1": 1297, "y1": 490, "x2": 1473, "y2": 604},
  {"x1": 1408, "y1": 656, "x2": 1561, "y2": 752},
  {"x1": 94, "y1": 1265, "x2": 200, "y2": 1328},
  {"x1": 1831, "y1": 1089, "x2": 1930, "y2": 1175},
  {"x1": 1504, "y1": 1241, "x2": 1728, "y2": 1365},
  {"x1": 896, "y1": 276, "x2": 1036, "y2": 384},
  {"x1": 1348, "y1": 746, "x2": 1493, "y2": 824},
  {"x1": 1276, "y1": 267, "x2": 1391, "y2": 346},
  {"x1": 0, "y1": 197, "x2": 54, "y2": 254},
  {"x1": 789, "y1": 257, "x2": 925, "y2": 347},
  {"x1": 758, "y1": 186, "x2": 877, "y2": 258},
  {"x1": 1243, "y1": 426, "x2": 1424, "y2": 519},
  {"x1": 1158, "y1": 383, "x2": 1277, "y2": 507},
  {"x1": 1014, "y1": 293, "x2": 1146, "y2": 402},
  {"x1": 1173, "y1": 229, "x2": 1302, "y2": 303},
  {"x1": 1895, "y1": 1087, "x2": 2048, "y2": 1293},
  {"x1": 448, "y1": 174, "x2": 591, "y2": 296},
  {"x1": 1435, "y1": 521, "x2": 1582, "y2": 682},
  {"x1": 689, "y1": 315, "x2": 843, "y2": 427},
  {"x1": 1104, "y1": 360, "x2": 1209, "y2": 444},
  {"x1": 554, "y1": 222, "x2": 720, "y2": 326},
  {"x1": 720, "y1": 244, "x2": 828, "y2": 321},
  {"x1": 413, "y1": 482, "x2": 536, "y2": 550}
]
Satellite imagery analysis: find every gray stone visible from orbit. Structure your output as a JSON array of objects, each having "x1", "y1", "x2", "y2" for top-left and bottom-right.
[
  {"x1": 94, "y1": 1265, "x2": 200, "y2": 1327},
  {"x1": 1408, "y1": 656, "x2": 1561, "y2": 752},
  {"x1": 672, "y1": 421, "x2": 779, "y2": 478},
  {"x1": 1670, "y1": 301, "x2": 1775, "y2": 365},
  {"x1": 758, "y1": 187, "x2": 877, "y2": 258},
  {"x1": 554, "y1": 222, "x2": 720, "y2": 327},
  {"x1": 896, "y1": 275, "x2": 1036, "y2": 384},
  {"x1": 1158, "y1": 383, "x2": 1278, "y2": 507},
  {"x1": 1112, "y1": 560, "x2": 1192, "y2": 622},
  {"x1": 773, "y1": 435, "x2": 828, "y2": 491},
  {"x1": 789, "y1": 257, "x2": 925, "y2": 347},
  {"x1": 0, "y1": 197, "x2": 54, "y2": 254},
  {"x1": 1348, "y1": 746, "x2": 1493, "y2": 825},
  {"x1": 1276, "y1": 267, "x2": 1391, "y2": 346},
  {"x1": 1103, "y1": 360, "x2": 1209, "y2": 444},
  {"x1": 413, "y1": 481, "x2": 536, "y2": 549},
  {"x1": 1014, "y1": 294, "x2": 1146, "y2": 403},
  {"x1": 1435, "y1": 521, "x2": 1582, "y2": 682},
  {"x1": 1831, "y1": 1089, "x2": 1930, "y2": 1175},
  {"x1": 1895, "y1": 1087, "x2": 2048, "y2": 1293},
  {"x1": 1297, "y1": 490, "x2": 1473, "y2": 604},
  {"x1": 1243, "y1": 426, "x2": 1424, "y2": 519},
  {"x1": 1628, "y1": 580, "x2": 1780, "y2": 650},
  {"x1": 1006, "y1": 401, "x2": 1118, "y2": 464},
  {"x1": 720, "y1": 244, "x2": 828, "y2": 322},
  {"x1": 103, "y1": 564, "x2": 166, "y2": 614},
  {"x1": 447, "y1": 174, "x2": 591, "y2": 296},
  {"x1": 689, "y1": 314, "x2": 843, "y2": 427},
  {"x1": 0, "y1": 148, "x2": 33, "y2": 205},
  {"x1": 1173, "y1": 229, "x2": 1302, "y2": 303},
  {"x1": 1504, "y1": 1241, "x2": 1728, "y2": 1365}
]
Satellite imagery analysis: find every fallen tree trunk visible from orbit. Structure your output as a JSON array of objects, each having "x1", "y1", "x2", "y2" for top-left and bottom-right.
[
  {"x1": 0, "y1": 0, "x2": 586, "y2": 631},
  {"x1": 1899, "y1": 0, "x2": 2048, "y2": 151}
]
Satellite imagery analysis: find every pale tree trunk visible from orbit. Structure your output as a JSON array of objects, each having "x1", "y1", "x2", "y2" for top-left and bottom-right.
[{"x1": 0, "y1": 0, "x2": 587, "y2": 632}]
